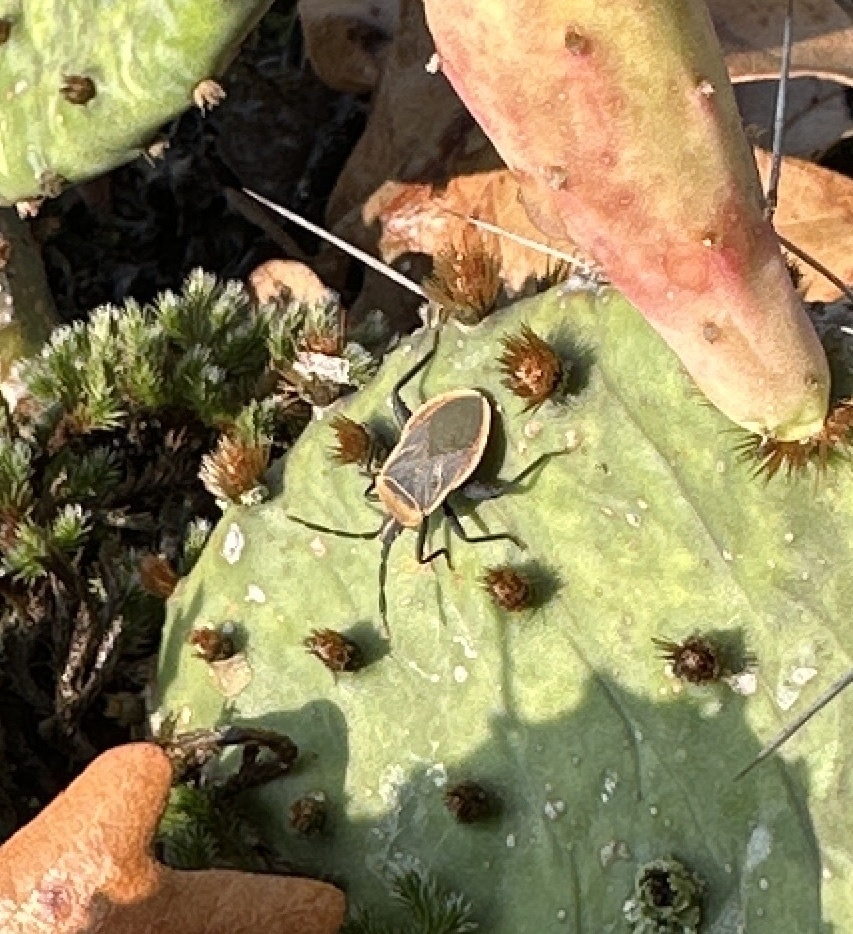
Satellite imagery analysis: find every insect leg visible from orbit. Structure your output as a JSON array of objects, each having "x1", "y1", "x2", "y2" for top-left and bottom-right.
[
  {"x1": 443, "y1": 503, "x2": 525, "y2": 550},
  {"x1": 391, "y1": 330, "x2": 441, "y2": 427},
  {"x1": 462, "y1": 448, "x2": 570, "y2": 502},
  {"x1": 416, "y1": 517, "x2": 453, "y2": 569},
  {"x1": 288, "y1": 514, "x2": 385, "y2": 540},
  {"x1": 378, "y1": 521, "x2": 403, "y2": 637}
]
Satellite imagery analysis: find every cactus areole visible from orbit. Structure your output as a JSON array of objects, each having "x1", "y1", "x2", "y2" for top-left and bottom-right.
[{"x1": 423, "y1": 0, "x2": 831, "y2": 441}]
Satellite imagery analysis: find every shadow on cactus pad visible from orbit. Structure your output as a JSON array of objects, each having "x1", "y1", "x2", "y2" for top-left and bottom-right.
[{"x1": 155, "y1": 284, "x2": 852, "y2": 931}]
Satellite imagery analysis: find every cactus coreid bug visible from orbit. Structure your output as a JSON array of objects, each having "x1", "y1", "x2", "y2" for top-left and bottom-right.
[{"x1": 289, "y1": 330, "x2": 565, "y2": 634}]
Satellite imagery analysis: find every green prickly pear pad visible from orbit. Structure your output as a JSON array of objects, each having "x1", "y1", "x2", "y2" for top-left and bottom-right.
[
  {"x1": 155, "y1": 285, "x2": 852, "y2": 932},
  {"x1": 0, "y1": 0, "x2": 270, "y2": 205}
]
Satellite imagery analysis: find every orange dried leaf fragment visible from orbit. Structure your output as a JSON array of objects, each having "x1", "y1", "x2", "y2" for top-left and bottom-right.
[{"x1": 0, "y1": 743, "x2": 346, "y2": 934}]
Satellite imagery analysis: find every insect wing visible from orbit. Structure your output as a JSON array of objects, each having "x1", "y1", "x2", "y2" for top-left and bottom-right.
[{"x1": 381, "y1": 391, "x2": 490, "y2": 520}]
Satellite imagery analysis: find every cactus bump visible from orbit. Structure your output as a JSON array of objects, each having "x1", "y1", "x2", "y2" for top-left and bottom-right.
[
  {"x1": 422, "y1": 0, "x2": 830, "y2": 442},
  {"x1": 155, "y1": 285, "x2": 853, "y2": 931},
  {"x1": 0, "y1": 0, "x2": 272, "y2": 206}
]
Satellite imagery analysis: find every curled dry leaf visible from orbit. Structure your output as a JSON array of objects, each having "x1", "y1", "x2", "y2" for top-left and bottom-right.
[
  {"x1": 0, "y1": 743, "x2": 346, "y2": 934},
  {"x1": 305, "y1": 0, "x2": 853, "y2": 90},
  {"x1": 298, "y1": 0, "x2": 398, "y2": 93},
  {"x1": 248, "y1": 259, "x2": 336, "y2": 307}
]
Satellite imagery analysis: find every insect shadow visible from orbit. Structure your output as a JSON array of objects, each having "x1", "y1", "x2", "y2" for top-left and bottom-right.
[{"x1": 287, "y1": 328, "x2": 568, "y2": 635}]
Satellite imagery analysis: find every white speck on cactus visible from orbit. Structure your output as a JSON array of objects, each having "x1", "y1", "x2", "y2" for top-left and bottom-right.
[
  {"x1": 745, "y1": 824, "x2": 772, "y2": 871},
  {"x1": 309, "y1": 536, "x2": 327, "y2": 557},
  {"x1": 701, "y1": 699, "x2": 723, "y2": 717},
  {"x1": 543, "y1": 800, "x2": 564, "y2": 821},
  {"x1": 600, "y1": 770, "x2": 618, "y2": 803},
  {"x1": 221, "y1": 522, "x2": 245, "y2": 563},
  {"x1": 453, "y1": 665, "x2": 468, "y2": 683},
  {"x1": 726, "y1": 671, "x2": 758, "y2": 697},
  {"x1": 791, "y1": 666, "x2": 818, "y2": 687},
  {"x1": 245, "y1": 584, "x2": 266, "y2": 603},
  {"x1": 452, "y1": 634, "x2": 477, "y2": 659},
  {"x1": 408, "y1": 660, "x2": 440, "y2": 683},
  {"x1": 210, "y1": 653, "x2": 253, "y2": 698},
  {"x1": 425, "y1": 763, "x2": 447, "y2": 787}
]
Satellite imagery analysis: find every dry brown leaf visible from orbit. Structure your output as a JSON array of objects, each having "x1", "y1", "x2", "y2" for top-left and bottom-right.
[
  {"x1": 298, "y1": 0, "x2": 398, "y2": 93},
  {"x1": 0, "y1": 743, "x2": 346, "y2": 933},
  {"x1": 248, "y1": 259, "x2": 336, "y2": 306},
  {"x1": 301, "y1": 0, "x2": 853, "y2": 89},
  {"x1": 755, "y1": 148, "x2": 853, "y2": 301}
]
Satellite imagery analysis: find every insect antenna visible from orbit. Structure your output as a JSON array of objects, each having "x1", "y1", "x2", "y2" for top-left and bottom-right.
[{"x1": 734, "y1": 668, "x2": 853, "y2": 780}]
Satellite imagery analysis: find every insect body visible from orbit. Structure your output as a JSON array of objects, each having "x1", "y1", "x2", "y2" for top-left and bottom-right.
[
  {"x1": 376, "y1": 389, "x2": 490, "y2": 528},
  {"x1": 289, "y1": 330, "x2": 565, "y2": 634}
]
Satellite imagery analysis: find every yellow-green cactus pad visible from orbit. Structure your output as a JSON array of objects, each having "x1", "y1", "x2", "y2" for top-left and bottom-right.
[
  {"x1": 0, "y1": 0, "x2": 271, "y2": 205},
  {"x1": 156, "y1": 284, "x2": 852, "y2": 931}
]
